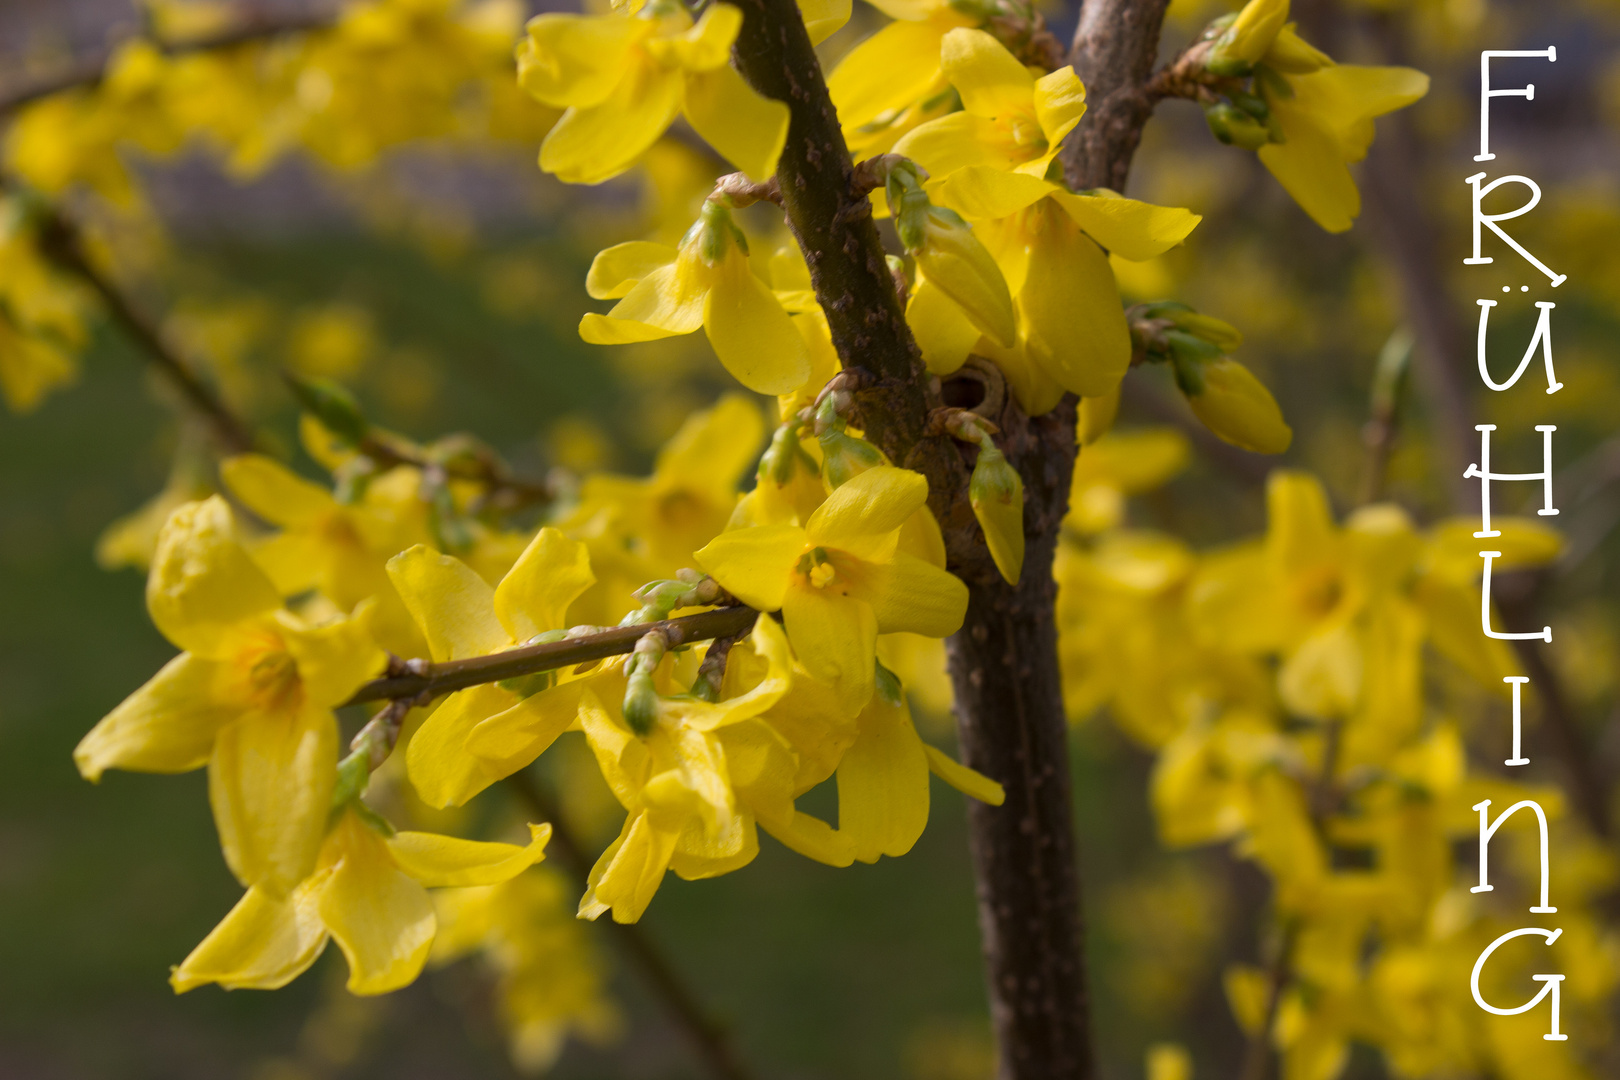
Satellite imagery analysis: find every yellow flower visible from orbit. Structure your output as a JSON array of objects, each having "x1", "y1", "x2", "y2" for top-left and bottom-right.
[
  {"x1": 220, "y1": 453, "x2": 433, "y2": 657},
  {"x1": 891, "y1": 28, "x2": 1086, "y2": 181},
  {"x1": 170, "y1": 809, "x2": 550, "y2": 996},
  {"x1": 387, "y1": 527, "x2": 596, "y2": 809},
  {"x1": 518, "y1": 2, "x2": 788, "y2": 184},
  {"x1": 826, "y1": 0, "x2": 976, "y2": 149},
  {"x1": 1204, "y1": 0, "x2": 1428, "y2": 233},
  {"x1": 559, "y1": 393, "x2": 766, "y2": 622},
  {"x1": 695, "y1": 465, "x2": 968, "y2": 712},
  {"x1": 75, "y1": 497, "x2": 383, "y2": 895},
  {"x1": 1178, "y1": 355, "x2": 1293, "y2": 455},
  {"x1": 0, "y1": 197, "x2": 88, "y2": 413},
  {"x1": 929, "y1": 168, "x2": 1200, "y2": 411},
  {"x1": 579, "y1": 203, "x2": 811, "y2": 396}
]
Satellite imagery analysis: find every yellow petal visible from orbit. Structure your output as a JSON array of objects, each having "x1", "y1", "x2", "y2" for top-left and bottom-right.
[
  {"x1": 782, "y1": 584, "x2": 877, "y2": 713},
  {"x1": 277, "y1": 610, "x2": 384, "y2": 709},
  {"x1": 653, "y1": 392, "x2": 767, "y2": 505},
  {"x1": 76, "y1": 654, "x2": 240, "y2": 780},
  {"x1": 702, "y1": 251, "x2": 812, "y2": 395},
  {"x1": 147, "y1": 497, "x2": 282, "y2": 658},
  {"x1": 170, "y1": 879, "x2": 330, "y2": 993},
  {"x1": 940, "y1": 28, "x2": 1034, "y2": 119},
  {"x1": 660, "y1": 2, "x2": 742, "y2": 71},
  {"x1": 891, "y1": 111, "x2": 1011, "y2": 178},
  {"x1": 683, "y1": 63, "x2": 789, "y2": 182},
  {"x1": 219, "y1": 454, "x2": 335, "y2": 528},
  {"x1": 540, "y1": 64, "x2": 684, "y2": 185},
  {"x1": 805, "y1": 465, "x2": 928, "y2": 560},
  {"x1": 405, "y1": 684, "x2": 519, "y2": 809},
  {"x1": 1222, "y1": 0, "x2": 1289, "y2": 64},
  {"x1": 585, "y1": 241, "x2": 677, "y2": 300},
  {"x1": 1049, "y1": 190, "x2": 1201, "y2": 262},
  {"x1": 837, "y1": 697, "x2": 929, "y2": 862},
  {"x1": 932, "y1": 166, "x2": 1055, "y2": 222},
  {"x1": 862, "y1": 552, "x2": 969, "y2": 637},
  {"x1": 465, "y1": 679, "x2": 589, "y2": 772},
  {"x1": 386, "y1": 545, "x2": 510, "y2": 662},
  {"x1": 759, "y1": 810, "x2": 856, "y2": 867},
  {"x1": 1257, "y1": 103, "x2": 1359, "y2": 233},
  {"x1": 798, "y1": 0, "x2": 851, "y2": 44},
  {"x1": 914, "y1": 213, "x2": 1017, "y2": 347},
  {"x1": 320, "y1": 812, "x2": 436, "y2": 995},
  {"x1": 693, "y1": 524, "x2": 806, "y2": 612},
  {"x1": 1032, "y1": 66, "x2": 1088, "y2": 148},
  {"x1": 827, "y1": 18, "x2": 953, "y2": 132},
  {"x1": 517, "y1": 13, "x2": 646, "y2": 108},
  {"x1": 581, "y1": 258, "x2": 709, "y2": 343},
  {"x1": 1021, "y1": 209, "x2": 1131, "y2": 397},
  {"x1": 581, "y1": 811, "x2": 678, "y2": 923},
  {"x1": 209, "y1": 705, "x2": 338, "y2": 896},
  {"x1": 922, "y1": 744, "x2": 1004, "y2": 804},
  {"x1": 387, "y1": 822, "x2": 551, "y2": 888},
  {"x1": 494, "y1": 527, "x2": 594, "y2": 641},
  {"x1": 906, "y1": 275, "x2": 982, "y2": 376},
  {"x1": 1265, "y1": 472, "x2": 1337, "y2": 573}
]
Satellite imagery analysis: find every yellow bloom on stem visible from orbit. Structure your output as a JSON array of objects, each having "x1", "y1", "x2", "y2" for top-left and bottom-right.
[
  {"x1": 559, "y1": 394, "x2": 766, "y2": 621},
  {"x1": 694, "y1": 465, "x2": 968, "y2": 713},
  {"x1": 891, "y1": 28, "x2": 1086, "y2": 181},
  {"x1": 1202, "y1": 0, "x2": 1428, "y2": 233},
  {"x1": 75, "y1": 497, "x2": 383, "y2": 896},
  {"x1": 518, "y1": 1, "x2": 788, "y2": 185},
  {"x1": 387, "y1": 526, "x2": 596, "y2": 809},
  {"x1": 826, "y1": 0, "x2": 976, "y2": 148},
  {"x1": 928, "y1": 168, "x2": 1200, "y2": 412},
  {"x1": 579, "y1": 202, "x2": 810, "y2": 396},
  {"x1": 221, "y1": 453, "x2": 433, "y2": 657},
  {"x1": 171, "y1": 809, "x2": 550, "y2": 996}
]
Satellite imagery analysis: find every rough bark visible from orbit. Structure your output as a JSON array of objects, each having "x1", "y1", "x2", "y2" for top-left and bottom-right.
[{"x1": 729, "y1": 2, "x2": 1172, "y2": 1075}]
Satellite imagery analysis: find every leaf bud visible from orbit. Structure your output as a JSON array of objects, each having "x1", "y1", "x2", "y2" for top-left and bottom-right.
[{"x1": 284, "y1": 373, "x2": 369, "y2": 447}]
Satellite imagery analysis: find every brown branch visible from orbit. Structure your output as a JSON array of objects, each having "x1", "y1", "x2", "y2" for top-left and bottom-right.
[
  {"x1": 30, "y1": 197, "x2": 257, "y2": 454},
  {"x1": 1062, "y1": 0, "x2": 1175, "y2": 192},
  {"x1": 726, "y1": 0, "x2": 979, "y2": 570},
  {"x1": 342, "y1": 606, "x2": 759, "y2": 707},
  {"x1": 505, "y1": 770, "x2": 756, "y2": 1080},
  {"x1": 0, "y1": 8, "x2": 337, "y2": 116}
]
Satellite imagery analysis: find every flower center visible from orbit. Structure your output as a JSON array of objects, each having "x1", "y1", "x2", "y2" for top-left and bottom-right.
[{"x1": 798, "y1": 546, "x2": 838, "y2": 589}]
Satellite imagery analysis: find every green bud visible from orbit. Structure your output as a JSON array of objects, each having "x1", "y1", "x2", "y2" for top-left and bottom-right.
[
  {"x1": 1230, "y1": 91, "x2": 1270, "y2": 120},
  {"x1": 329, "y1": 751, "x2": 370, "y2": 818},
  {"x1": 688, "y1": 200, "x2": 748, "y2": 265},
  {"x1": 1204, "y1": 102, "x2": 1271, "y2": 150},
  {"x1": 760, "y1": 422, "x2": 807, "y2": 487},
  {"x1": 623, "y1": 661, "x2": 660, "y2": 736},
  {"x1": 969, "y1": 443, "x2": 1024, "y2": 585},
  {"x1": 285, "y1": 373, "x2": 369, "y2": 447},
  {"x1": 819, "y1": 427, "x2": 886, "y2": 489}
]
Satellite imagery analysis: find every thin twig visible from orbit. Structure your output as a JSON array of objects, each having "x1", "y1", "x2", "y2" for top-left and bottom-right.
[
  {"x1": 342, "y1": 606, "x2": 759, "y2": 706},
  {"x1": 505, "y1": 770, "x2": 756, "y2": 1080},
  {"x1": 30, "y1": 197, "x2": 257, "y2": 454},
  {"x1": 0, "y1": 9, "x2": 337, "y2": 116}
]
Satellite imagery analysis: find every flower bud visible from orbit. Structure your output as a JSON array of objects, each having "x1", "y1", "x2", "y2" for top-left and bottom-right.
[
  {"x1": 1206, "y1": 0, "x2": 1287, "y2": 71},
  {"x1": 969, "y1": 443, "x2": 1025, "y2": 584},
  {"x1": 1204, "y1": 102, "x2": 1271, "y2": 151},
  {"x1": 284, "y1": 373, "x2": 369, "y2": 447},
  {"x1": 1175, "y1": 354, "x2": 1292, "y2": 455}
]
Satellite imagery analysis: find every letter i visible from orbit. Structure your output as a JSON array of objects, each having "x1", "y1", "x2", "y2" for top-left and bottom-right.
[{"x1": 1505, "y1": 676, "x2": 1530, "y2": 765}]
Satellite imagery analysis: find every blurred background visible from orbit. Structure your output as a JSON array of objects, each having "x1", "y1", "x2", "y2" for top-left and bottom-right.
[{"x1": 1, "y1": 0, "x2": 1618, "y2": 1077}]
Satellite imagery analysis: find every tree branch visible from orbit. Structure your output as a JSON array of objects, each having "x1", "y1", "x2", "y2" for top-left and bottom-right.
[
  {"x1": 505, "y1": 771, "x2": 756, "y2": 1080},
  {"x1": 1062, "y1": 0, "x2": 1174, "y2": 191},
  {"x1": 343, "y1": 606, "x2": 759, "y2": 706},
  {"x1": 726, "y1": 0, "x2": 978, "y2": 566},
  {"x1": 31, "y1": 198, "x2": 257, "y2": 454}
]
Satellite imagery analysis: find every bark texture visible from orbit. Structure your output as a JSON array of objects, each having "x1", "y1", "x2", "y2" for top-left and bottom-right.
[{"x1": 728, "y1": 2, "x2": 1174, "y2": 1075}]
